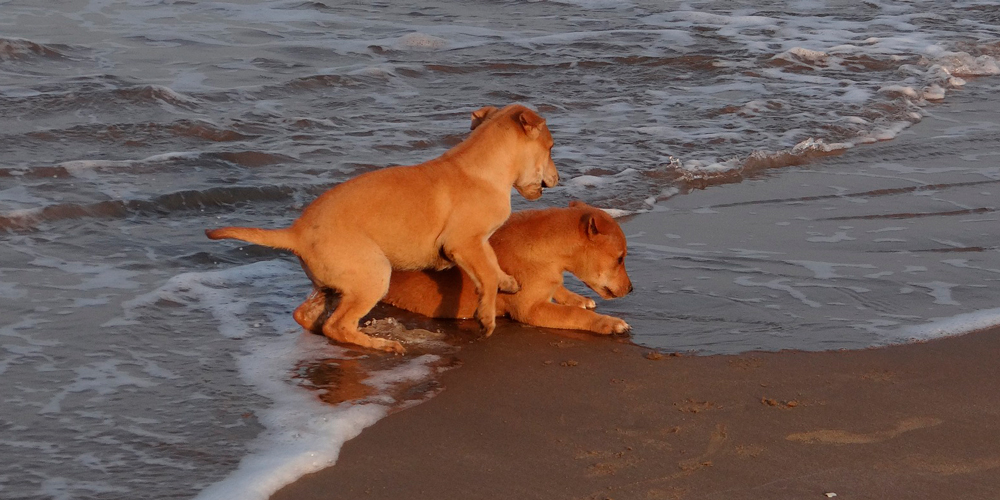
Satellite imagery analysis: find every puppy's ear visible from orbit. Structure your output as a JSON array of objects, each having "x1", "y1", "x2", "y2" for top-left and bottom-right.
[
  {"x1": 470, "y1": 106, "x2": 499, "y2": 130},
  {"x1": 569, "y1": 200, "x2": 587, "y2": 208},
  {"x1": 581, "y1": 212, "x2": 602, "y2": 239},
  {"x1": 517, "y1": 110, "x2": 545, "y2": 139}
]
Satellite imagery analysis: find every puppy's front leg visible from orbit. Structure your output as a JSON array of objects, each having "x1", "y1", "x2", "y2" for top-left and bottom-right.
[
  {"x1": 552, "y1": 285, "x2": 597, "y2": 310},
  {"x1": 446, "y1": 238, "x2": 518, "y2": 336},
  {"x1": 518, "y1": 301, "x2": 630, "y2": 335}
]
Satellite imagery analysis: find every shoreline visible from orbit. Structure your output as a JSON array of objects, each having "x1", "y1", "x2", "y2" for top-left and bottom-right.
[{"x1": 272, "y1": 325, "x2": 1000, "y2": 499}]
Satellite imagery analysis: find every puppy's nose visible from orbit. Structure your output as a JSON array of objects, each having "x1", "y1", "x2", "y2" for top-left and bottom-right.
[{"x1": 627, "y1": 283, "x2": 634, "y2": 294}]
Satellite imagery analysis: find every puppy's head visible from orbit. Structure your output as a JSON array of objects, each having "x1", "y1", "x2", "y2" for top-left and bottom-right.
[
  {"x1": 569, "y1": 201, "x2": 632, "y2": 300},
  {"x1": 510, "y1": 107, "x2": 558, "y2": 201}
]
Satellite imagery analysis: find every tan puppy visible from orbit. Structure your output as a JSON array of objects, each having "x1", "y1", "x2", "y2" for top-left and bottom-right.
[
  {"x1": 373, "y1": 201, "x2": 633, "y2": 334},
  {"x1": 207, "y1": 104, "x2": 559, "y2": 353}
]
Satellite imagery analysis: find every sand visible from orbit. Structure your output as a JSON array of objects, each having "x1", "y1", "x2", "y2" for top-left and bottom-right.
[{"x1": 271, "y1": 325, "x2": 1000, "y2": 500}]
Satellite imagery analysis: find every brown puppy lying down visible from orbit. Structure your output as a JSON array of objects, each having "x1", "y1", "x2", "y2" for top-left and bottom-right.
[
  {"x1": 296, "y1": 202, "x2": 632, "y2": 335},
  {"x1": 207, "y1": 104, "x2": 559, "y2": 353}
]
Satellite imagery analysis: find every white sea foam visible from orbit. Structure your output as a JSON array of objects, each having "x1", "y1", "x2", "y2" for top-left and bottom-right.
[
  {"x1": 786, "y1": 261, "x2": 876, "y2": 280},
  {"x1": 564, "y1": 168, "x2": 638, "y2": 193},
  {"x1": 911, "y1": 281, "x2": 961, "y2": 306},
  {"x1": 57, "y1": 152, "x2": 200, "y2": 175},
  {"x1": 192, "y1": 332, "x2": 384, "y2": 500},
  {"x1": 601, "y1": 207, "x2": 637, "y2": 218},
  {"x1": 734, "y1": 276, "x2": 822, "y2": 308},
  {"x1": 888, "y1": 307, "x2": 1000, "y2": 343},
  {"x1": 119, "y1": 262, "x2": 448, "y2": 500},
  {"x1": 194, "y1": 334, "x2": 448, "y2": 500},
  {"x1": 40, "y1": 359, "x2": 159, "y2": 414},
  {"x1": 392, "y1": 32, "x2": 449, "y2": 51}
]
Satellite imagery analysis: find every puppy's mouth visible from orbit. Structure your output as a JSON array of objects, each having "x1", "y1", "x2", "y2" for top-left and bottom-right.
[
  {"x1": 515, "y1": 183, "x2": 544, "y2": 200},
  {"x1": 599, "y1": 285, "x2": 632, "y2": 299}
]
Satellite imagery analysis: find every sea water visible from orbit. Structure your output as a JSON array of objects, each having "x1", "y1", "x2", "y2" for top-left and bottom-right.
[{"x1": 1, "y1": 1, "x2": 998, "y2": 498}]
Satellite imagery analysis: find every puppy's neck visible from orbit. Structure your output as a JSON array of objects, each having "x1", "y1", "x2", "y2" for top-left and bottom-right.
[{"x1": 440, "y1": 124, "x2": 522, "y2": 188}]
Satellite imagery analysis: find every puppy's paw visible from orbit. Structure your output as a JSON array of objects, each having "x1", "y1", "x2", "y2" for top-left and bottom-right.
[
  {"x1": 475, "y1": 311, "x2": 497, "y2": 337},
  {"x1": 498, "y1": 274, "x2": 520, "y2": 294},
  {"x1": 373, "y1": 338, "x2": 406, "y2": 355},
  {"x1": 577, "y1": 297, "x2": 598, "y2": 310},
  {"x1": 479, "y1": 320, "x2": 496, "y2": 337},
  {"x1": 293, "y1": 298, "x2": 325, "y2": 333},
  {"x1": 592, "y1": 315, "x2": 631, "y2": 335}
]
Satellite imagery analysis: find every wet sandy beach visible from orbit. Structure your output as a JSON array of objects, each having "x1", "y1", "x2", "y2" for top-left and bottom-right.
[{"x1": 273, "y1": 325, "x2": 1000, "y2": 500}]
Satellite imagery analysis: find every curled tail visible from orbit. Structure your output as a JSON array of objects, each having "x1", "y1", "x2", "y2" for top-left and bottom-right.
[{"x1": 205, "y1": 226, "x2": 297, "y2": 252}]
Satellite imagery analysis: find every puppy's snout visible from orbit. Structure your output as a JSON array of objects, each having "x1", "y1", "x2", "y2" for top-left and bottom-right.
[
  {"x1": 542, "y1": 172, "x2": 559, "y2": 188},
  {"x1": 627, "y1": 283, "x2": 634, "y2": 294}
]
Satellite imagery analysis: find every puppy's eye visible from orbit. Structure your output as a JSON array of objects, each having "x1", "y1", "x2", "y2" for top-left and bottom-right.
[{"x1": 617, "y1": 255, "x2": 624, "y2": 265}]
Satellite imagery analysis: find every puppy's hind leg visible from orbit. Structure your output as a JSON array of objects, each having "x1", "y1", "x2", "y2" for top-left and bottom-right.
[
  {"x1": 293, "y1": 287, "x2": 336, "y2": 333},
  {"x1": 293, "y1": 257, "x2": 333, "y2": 333},
  {"x1": 319, "y1": 255, "x2": 404, "y2": 354}
]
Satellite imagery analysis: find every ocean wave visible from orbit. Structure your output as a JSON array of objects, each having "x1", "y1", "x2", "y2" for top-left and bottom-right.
[
  {"x1": 0, "y1": 37, "x2": 66, "y2": 61},
  {"x1": 667, "y1": 137, "x2": 849, "y2": 189},
  {"x1": 13, "y1": 120, "x2": 252, "y2": 148},
  {"x1": 0, "y1": 78, "x2": 201, "y2": 118},
  {"x1": 113, "y1": 84, "x2": 201, "y2": 108},
  {"x1": 661, "y1": 42, "x2": 1000, "y2": 189},
  {"x1": 0, "y1": 185, "x2": 312, "y2": 231}
]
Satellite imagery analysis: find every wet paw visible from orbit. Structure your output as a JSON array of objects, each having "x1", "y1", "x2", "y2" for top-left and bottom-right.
[
  {"x1": 475, "y1": 311, "x2": 496, "y2": 337},
  {"x1": 593, "y1": 316, "x2": 631, "y2": 335},
  {"x1": 479, "y1": 318, "x2": 496, "y2": 337},
  {"x1": 372, "y1": 337, "x2": 406, "y2": 355},
  {"x1": 292, "y1": 291, "x2": 327, "y2": 333}
]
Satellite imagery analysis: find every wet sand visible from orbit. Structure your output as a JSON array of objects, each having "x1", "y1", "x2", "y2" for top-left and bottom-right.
[{"x1": 272, "y1": 325, "x2": 1000, "y2": 500}]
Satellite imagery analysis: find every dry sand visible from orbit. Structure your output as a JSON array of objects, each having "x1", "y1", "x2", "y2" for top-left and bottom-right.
[{"x1": 272, "y1": 324, "x2": 1000, "y2": 500}]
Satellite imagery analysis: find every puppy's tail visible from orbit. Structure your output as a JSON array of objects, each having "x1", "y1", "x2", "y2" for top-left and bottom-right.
[{"x1": 205, "y1": 226, "x2": 297, "y2": 252}]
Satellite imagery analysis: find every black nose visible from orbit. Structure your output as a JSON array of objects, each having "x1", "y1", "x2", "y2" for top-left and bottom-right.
[{"x1": 628, "y1": 283, "x2": 634, "y2": 294}]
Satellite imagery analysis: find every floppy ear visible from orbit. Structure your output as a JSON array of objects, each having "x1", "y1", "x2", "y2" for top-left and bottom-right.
[
  {"x1": 470, "y1": 106, "x2": 499, "y2": 131},
  {"x1": 580, "y1": 212, "x2": 601, "y2": 239},
  {"x1": 517, "y1": 110, "x2": 544, "y2": 139}
]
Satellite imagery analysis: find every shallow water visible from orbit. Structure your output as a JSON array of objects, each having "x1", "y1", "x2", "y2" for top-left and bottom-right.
[
  {"x1": 1, "y1": 1, "x2": 998, "y2": 499},
  {"x1": 606, "y1": 92, "x2": 1000, "y2": 354}
]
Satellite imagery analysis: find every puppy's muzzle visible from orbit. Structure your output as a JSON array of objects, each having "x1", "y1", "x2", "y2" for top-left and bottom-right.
[
  {"x1": 603, "y1": 283, "x2": 633, "y2": 299},
  {"x1": 542, "y1": 173, "x2": 559, "y2": 189}
]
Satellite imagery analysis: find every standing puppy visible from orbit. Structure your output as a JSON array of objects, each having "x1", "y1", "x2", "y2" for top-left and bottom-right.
[{"x1": 207, "y1": 104, "x2": 558, "y2": 353}]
